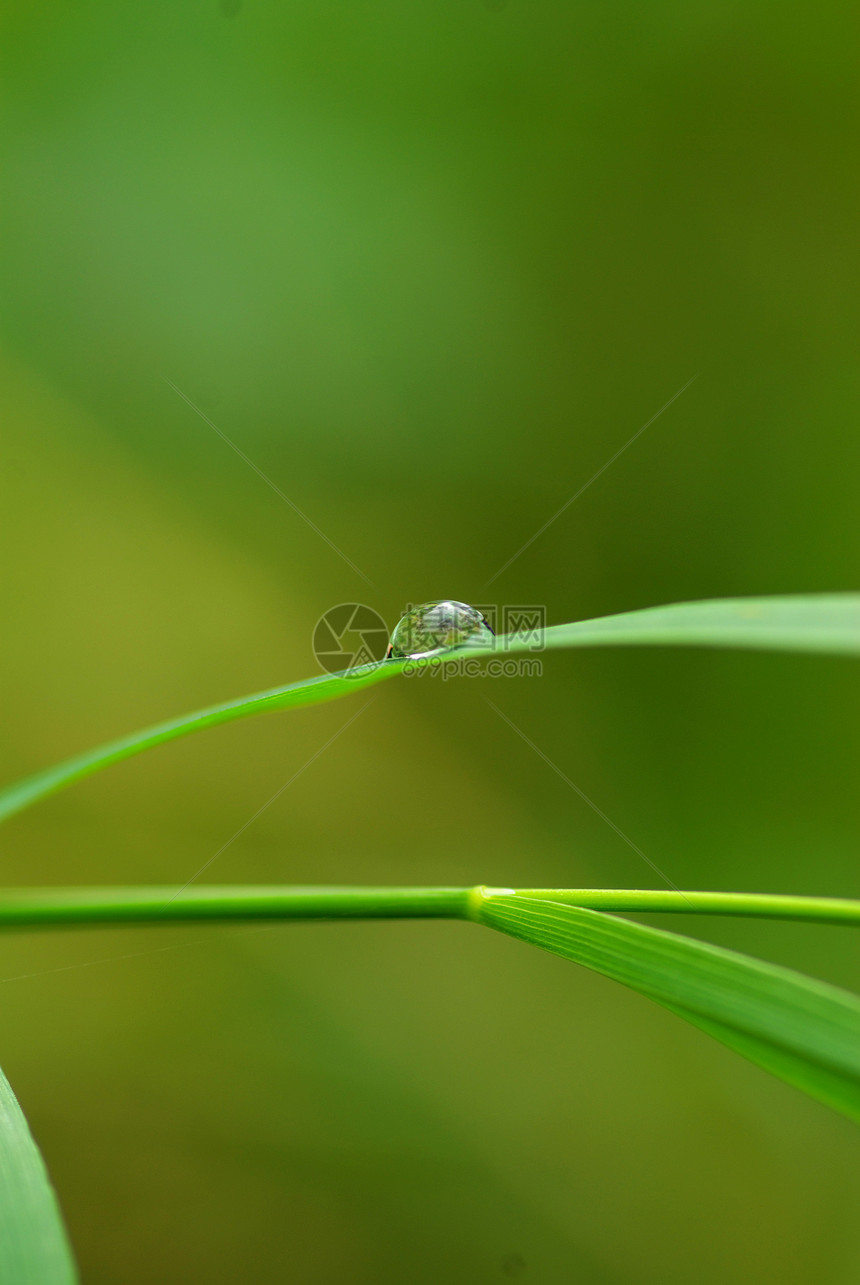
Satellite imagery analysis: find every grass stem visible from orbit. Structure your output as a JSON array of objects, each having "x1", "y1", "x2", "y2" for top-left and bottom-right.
[{"x1": 0, "y1": 886, "x2": 856, "y2": 929}]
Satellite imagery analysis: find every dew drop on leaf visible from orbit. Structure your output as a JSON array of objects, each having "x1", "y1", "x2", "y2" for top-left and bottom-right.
[{"x1": 388, "y1": 600, "x2": 495, "y2": 659}]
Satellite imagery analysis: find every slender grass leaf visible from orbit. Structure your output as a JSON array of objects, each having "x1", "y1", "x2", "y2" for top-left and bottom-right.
[
  {"x1": 473, "y1": 892, "x2": 860, "y2": 1122},
  {"x1": 534, "y1": 594, "x2": 860, "y2": 656},
  {"x1": 661, "y1": 1004, "x2": 860, "y2": 1123},
  {"x1": 0, "y1": 661, "x2": 399, "y2": 825},
  {"x1": 0, "y1": 1068, "x2": 77, "y2": 1284},
  {"x1": 1, "y1": 593, "x2": 857, "y2": 826},
  {"x1": 0, "y1": 884, "x2": 858, "y2": 1126}
]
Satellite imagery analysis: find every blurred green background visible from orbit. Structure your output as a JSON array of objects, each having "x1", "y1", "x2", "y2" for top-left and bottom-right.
[{"x1": 1, "y1": 1, "x2": 859, "y2": 1281}]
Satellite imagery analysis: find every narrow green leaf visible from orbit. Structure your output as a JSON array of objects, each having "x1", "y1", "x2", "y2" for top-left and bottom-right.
[
  {"x1": 661, "y1": 1005, "x2": 860, "y2": 1123},
  {"x1": 1, "y1": 594, "x2": 857, "y2": 826},
  {"x1": 0, "y1": 885, "x2": 858, "y2": 1123},
  {"x1": 473, "y1": 892, "x2": 860, "y2": 1122},
  {"x1": 535, "y1": 594, "x2": 860, "y2": 656},
  {"x1": 0, "y1": 662, "x2": 399, "y2": 825},
  {"x1": 0, "y1": 1068, "x2": 77, "y2": 1284}
]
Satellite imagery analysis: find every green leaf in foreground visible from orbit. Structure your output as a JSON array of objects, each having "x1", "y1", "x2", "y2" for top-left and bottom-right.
[
  {"x1": 472, "y1": 892, "x2": 860, "y2": 1123},
  {"x1": 0, "y1": 1068, "x2": 78, "y2": 1284},
  {"x1": 0, "y1": 884, "x2": 858, "y2": 1122},
  {"x1": 0, "y1": 593, "x2": 858, "y2": 826}
]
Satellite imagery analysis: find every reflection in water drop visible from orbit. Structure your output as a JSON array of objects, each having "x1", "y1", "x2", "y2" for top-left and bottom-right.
[{"x1": 388, "y1": 600, "x2": 495, "y2": 659}]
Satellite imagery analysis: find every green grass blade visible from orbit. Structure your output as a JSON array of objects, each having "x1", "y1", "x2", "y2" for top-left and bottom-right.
[
  {"x1": 0, "y1": 885, "x2": 858, "y2": 1120},
  {"x1": 660, "y1": 1004, "x2": 860, "y2": 1123},
  {"x1": 531, "y1": 594, "x2": 860, "y2": 656},
  {"x1": 0, "y1": 1068, "x2": 77, "y2": 1284},
  {"x1": 1, "y1": 593, "x2": 857, "y2": 826},
  {"x1": 472, "y1": 892, "x2": 860, "y2": 1121},
  {"x1": 0, "y1": 661, "x2": 401, "y2": 825}
]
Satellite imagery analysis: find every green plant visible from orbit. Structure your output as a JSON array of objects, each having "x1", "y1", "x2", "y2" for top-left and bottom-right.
[{"x1": 2, "y1": 593, "x2": 858, "y2": 1283}]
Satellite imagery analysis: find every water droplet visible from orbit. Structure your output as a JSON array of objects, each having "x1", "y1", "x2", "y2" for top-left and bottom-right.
[{"x1": 388, "y1": 600, "x2": 495, "y2": 659}]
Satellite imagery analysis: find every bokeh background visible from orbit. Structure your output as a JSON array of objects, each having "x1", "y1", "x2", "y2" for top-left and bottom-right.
[{"x1": 1, "y1": 2, "x2": 859, "y2": 1281}]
